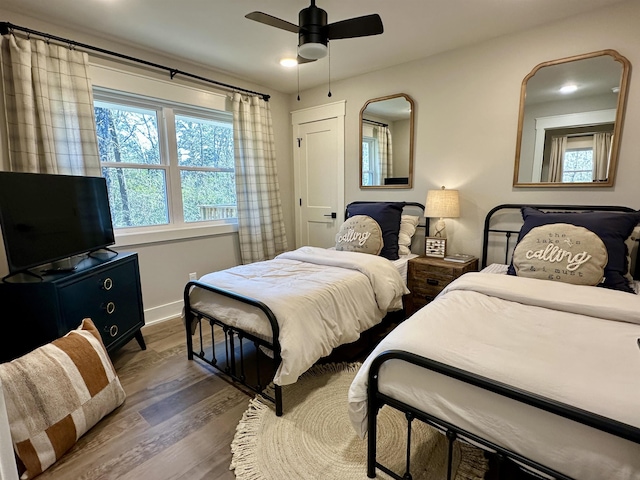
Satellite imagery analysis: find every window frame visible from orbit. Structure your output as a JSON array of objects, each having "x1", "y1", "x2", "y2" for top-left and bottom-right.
[{"x1": 93, "y1": 88, "x2": 238, "y2": 246}]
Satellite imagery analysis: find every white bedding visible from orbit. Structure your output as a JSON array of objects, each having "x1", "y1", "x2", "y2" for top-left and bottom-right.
[
  {"x1": 348, "y1": 272, "x2": 640, "y2": 480},
  {"x1": 189, "y1": 246, "x2": 409, "y2": 385}
]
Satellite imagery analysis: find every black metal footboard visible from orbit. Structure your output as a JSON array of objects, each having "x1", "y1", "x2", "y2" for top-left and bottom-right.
[
  {"x1": 183, "y1": 280, "x2": 284, "y2": 416},
  {"x1": 366, "y1": 350, "x2": 640, "y2": 480}
]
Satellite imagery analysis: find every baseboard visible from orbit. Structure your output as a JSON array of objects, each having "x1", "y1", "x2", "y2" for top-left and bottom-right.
[{"x1": 143, "y1": 300, "x2": 183, "y2": 326}]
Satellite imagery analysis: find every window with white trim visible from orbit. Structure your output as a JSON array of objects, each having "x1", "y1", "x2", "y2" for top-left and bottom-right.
[
  {"x1": 93, "y1": 91, "x2": 236, "y2": 231},
  {"x1": 361, "y1": 122, "x2": 379, "y2": 186},
  {"x1": 562, "y1": 136, "x2": 593, "y2": 183}
]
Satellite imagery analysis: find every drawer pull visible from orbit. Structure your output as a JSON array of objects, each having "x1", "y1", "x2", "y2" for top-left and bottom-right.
[
  {"x1": 426, "y1": 278, "x2": 439, "y2": 286},
  {"x1": 109, "y1": 325, "x2": 118, "y2": 337},
  {"x1": 105, "y1": 302, "x2": 116, "y2": 314},
  {"x1": 102, "y1": 278, "x2": 113, "y2": 290}
]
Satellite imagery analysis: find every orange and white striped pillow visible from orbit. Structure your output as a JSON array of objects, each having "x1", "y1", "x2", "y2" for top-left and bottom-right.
[{"x1": 0, "y1": 318, "x2": 126, "y2": 479}]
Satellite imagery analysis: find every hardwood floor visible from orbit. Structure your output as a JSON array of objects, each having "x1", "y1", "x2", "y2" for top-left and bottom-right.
[
  {"x1": 34, "y1": 316, "x2": 532, "y2": 480},
  {"x1": 38, "y1": 317, "x2": 250, "y2": 480}
]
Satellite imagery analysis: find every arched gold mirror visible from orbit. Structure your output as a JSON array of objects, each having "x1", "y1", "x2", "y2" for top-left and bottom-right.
[
  {"x1": 360, "y1": 93, "x2": 414, "y2": 189},
  {"x1": 513, "y1": 50, "x2": 630, "y2": 187}
]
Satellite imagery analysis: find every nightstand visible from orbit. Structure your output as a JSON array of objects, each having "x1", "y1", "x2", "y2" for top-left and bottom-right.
[{"x1": 405, "y1": 256, "x2": 479, "y2": 317}]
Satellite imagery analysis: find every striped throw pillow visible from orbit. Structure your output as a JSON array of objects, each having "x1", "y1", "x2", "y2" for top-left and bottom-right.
[{"x1": 0, "y1": 318, "x2": 126, "y2": 479}]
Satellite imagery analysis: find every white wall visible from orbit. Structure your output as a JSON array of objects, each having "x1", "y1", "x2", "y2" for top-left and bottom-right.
[
  {"x1": 290, "y1": 0, "x2": 640, "y2": 258},
  {"x1": 0, "y1": 9, "x2": 295, "y2": 324}
]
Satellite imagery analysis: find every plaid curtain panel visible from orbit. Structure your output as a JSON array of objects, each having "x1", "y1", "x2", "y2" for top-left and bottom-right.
[
  {"x1": 0, "y1": 34, "x2": 100, "y2": 175},
  {"x1": 231, "y1": 93, "x2": 288, "y2": 264}
]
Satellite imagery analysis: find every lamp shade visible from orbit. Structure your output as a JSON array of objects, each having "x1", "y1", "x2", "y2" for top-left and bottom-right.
[{"x1": 425, "y1": 187, "x2": 460, "y2": 218}]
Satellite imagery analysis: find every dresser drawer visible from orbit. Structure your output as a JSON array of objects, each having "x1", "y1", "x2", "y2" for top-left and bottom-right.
[{"x1": 58, "y1": 259, "x2": 143, "y2": 348}]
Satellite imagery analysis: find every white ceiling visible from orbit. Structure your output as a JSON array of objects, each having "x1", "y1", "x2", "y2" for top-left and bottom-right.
[{"x1": 0, "y1": 0, "x2": 629, "y2": 95}]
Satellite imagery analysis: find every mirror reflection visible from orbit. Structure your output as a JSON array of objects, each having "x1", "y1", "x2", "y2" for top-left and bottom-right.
[
  {"x1": 513, "y1": 50, "x2": 630, "y2": 187},
  {"x1": 360, "y1": 93, "x2": 414, "y2": 188}
]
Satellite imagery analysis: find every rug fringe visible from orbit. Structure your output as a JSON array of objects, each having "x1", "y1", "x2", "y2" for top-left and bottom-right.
[
  {"x1": 262, "y1": 361, "x2": 361, "y2": 399},
  {"x1": 230, "y1": 397, "x2": 270, "y2": 477},
  {"x1": 455, "y1": 443, "x2": 489, "y2": 480},
  {"x1": 231, "y1": 362, "x2": 362, "y2": 479}
]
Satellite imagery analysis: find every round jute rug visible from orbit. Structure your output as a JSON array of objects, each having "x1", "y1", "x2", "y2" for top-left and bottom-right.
[{"x1": 230, "y1": 362, "x2": 488, "y2": 480}]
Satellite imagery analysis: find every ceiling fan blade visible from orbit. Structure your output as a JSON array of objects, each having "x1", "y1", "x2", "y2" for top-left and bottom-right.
[
  {"x1": 326, "y1": 14, "x2": 383, "y2": 39},
  {"x1": 245, "y1": 11, "x2": 299, "y2": 34},
  {"x1": 297, "y1": 55, "x2": 317, "y2": 65}
]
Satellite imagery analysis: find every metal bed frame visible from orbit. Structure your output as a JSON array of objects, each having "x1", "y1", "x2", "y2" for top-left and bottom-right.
[
  {"x1": 183, "y1": 201, "x2": 426, "y2": 417},
  {"x1": 366, "y1": 204, "x2": 640, "y2": 480}
]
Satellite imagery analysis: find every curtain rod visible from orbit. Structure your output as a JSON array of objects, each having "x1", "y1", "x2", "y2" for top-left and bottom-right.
[
  {"x1": 0, "y1": 21, "x2": 270, "y2": 101},
  {"x1": 363, "y1": 118, "x2": 388, "y2": 127}
]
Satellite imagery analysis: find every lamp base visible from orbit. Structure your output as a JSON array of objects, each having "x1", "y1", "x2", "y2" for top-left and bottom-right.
[{"x1": 433, "y1": 218, "x2": 447, "y2": 238}]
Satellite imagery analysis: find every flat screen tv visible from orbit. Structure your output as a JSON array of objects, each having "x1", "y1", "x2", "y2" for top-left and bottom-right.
[{"x1": 0, "y1": 172, "x2": 115, "y2": 274}]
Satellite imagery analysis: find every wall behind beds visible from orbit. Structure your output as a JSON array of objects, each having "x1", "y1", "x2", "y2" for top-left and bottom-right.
[{"x1": 292, "y1": 0, "x2": 640, "y2": 259}]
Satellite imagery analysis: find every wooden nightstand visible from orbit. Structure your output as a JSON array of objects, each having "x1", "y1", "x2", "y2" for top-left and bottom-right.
[{"x1": 405, "y1": 256, "x2": 479, "y2": 317}]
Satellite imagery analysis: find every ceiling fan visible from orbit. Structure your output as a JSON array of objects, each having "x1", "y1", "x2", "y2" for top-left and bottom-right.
[{"x1": 245, "y1": 0, "x2": 384, "y2": 63}]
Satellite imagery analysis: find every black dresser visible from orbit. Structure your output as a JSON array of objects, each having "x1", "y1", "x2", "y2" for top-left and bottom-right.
[{"x1": 0, "y1": 251, "x2": 145, "y2": 363}]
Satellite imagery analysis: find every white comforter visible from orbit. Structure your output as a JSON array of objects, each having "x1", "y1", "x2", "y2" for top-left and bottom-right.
[
  {"x1": 190, "y1": 246, "x2": 408, "y2": 385},
  {"x1": 348, "y1": 272, "x2": 640, "y2": 480}
]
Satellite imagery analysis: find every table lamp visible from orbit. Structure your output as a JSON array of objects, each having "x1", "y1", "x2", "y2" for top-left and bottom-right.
[{"x1": 425, "y1": 186, "x2": 460, "y2": 239}]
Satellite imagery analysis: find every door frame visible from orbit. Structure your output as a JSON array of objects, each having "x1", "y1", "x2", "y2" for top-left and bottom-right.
[{"x1": 291, "y1": 101, "x2": 346, "y2": 248}]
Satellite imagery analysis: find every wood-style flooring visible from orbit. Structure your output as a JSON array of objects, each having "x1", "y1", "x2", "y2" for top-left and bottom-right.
[
  {"x1": 34, "y1": 316, "x2": 531, "y2": 480},
  {"x1": 38, "y1": 317, "x2": 250, "y2": 480}
]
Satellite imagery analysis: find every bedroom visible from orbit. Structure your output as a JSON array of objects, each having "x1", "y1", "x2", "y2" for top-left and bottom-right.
[{"x1": 0, "y1": 0, "x2": 639, "y2": 478}]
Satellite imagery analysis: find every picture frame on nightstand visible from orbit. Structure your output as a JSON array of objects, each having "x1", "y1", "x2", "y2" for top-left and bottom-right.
[{"x1": 425, "y1": 237, "x2": 446, "y2": 258}]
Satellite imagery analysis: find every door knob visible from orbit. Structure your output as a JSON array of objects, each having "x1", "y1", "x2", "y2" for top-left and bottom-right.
[{"x1": 324, "y1": 212, "x2": 337, "y2": 219}]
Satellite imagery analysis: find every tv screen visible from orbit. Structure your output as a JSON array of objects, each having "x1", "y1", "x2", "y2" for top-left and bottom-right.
[{"x1": 0, "y1": 172, "x2": 115, "y2": 274}]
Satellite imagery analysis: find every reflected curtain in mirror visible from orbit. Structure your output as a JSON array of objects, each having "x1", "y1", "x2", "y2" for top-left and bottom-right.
[
  {"x1": 360, "y1": 93, "x2": 414, "y2": 189},
  {"x1": 513, "y1": 50, "x2": 630, "y2": 188}
]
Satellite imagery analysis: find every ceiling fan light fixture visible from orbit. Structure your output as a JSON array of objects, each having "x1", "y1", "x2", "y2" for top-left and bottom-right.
[{"x1": 298, "y1": 42, "x2": 328, "y2": 60}]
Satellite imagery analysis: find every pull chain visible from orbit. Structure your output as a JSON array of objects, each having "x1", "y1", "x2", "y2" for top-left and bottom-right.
[
  {"x1": 297, "y1": 61, "x2": 301, "y2": 101},
  {"x1": 327, "y1": 42, "x2": 332, "y2": 98}
]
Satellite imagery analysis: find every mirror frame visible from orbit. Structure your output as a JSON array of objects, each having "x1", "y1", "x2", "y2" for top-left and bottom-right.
[
  {"x1": 513, "y1": 49, "x2": 631, "y2": 188},
  {"x1": 359, "y1": 93, "x2": 415, "y2": 189}
]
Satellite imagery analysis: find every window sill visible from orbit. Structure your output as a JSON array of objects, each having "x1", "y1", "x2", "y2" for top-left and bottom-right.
[{"x1": 114, "y1": 221, "x2": 238, "y2": 247}]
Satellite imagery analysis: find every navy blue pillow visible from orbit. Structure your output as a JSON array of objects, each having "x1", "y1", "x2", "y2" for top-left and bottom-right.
[
  {"x1": 507, "y1": 207, "x2": 640, "y2": 292},
  {"x1": 346, "y1": 202, "x2": 404, "y2": 260}
]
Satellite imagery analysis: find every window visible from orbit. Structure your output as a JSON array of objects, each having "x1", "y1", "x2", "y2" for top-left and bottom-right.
[
  {"x1": 563, "y1": 148, "x2": 593, "y2": 183},
  {"x1": 562, "y1": 136, "x2": 594, "y2": 183},
  {"x1": 94, "y1": 92, "x2": 235, "y2": 231},
  {"x1": 361, "y1": 137, "x2": 378, "y2": 186}
]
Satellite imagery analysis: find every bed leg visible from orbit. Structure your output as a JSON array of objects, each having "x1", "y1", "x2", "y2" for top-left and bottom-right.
[
  {"x1": 367, "y1": 404, "x2": 379, "y2": 478},
  {"x1": 495, "y1": 452, "x2": 506, "y2": 480},
  {"x1": 185, "y1": 313, "x2": 194, "y2": 360},
  {"x1": 275, "y1": 385, "x2": 283, "y2": 417},
  {"x1": 403, "y1": 412, "x2": 414, "y2": 480},
  {"x1": 446, "y1": 429, "x2": 457, "y2": 480}
]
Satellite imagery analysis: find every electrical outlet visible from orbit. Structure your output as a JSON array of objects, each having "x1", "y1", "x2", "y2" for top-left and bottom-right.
[{"x1": 189, "y1": 272, "x2": 197, "y2": 281}]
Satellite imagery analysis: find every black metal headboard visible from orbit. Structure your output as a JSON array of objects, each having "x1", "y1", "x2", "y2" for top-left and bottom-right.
[{"x1": 481, "y1": 204, "x2": 639, "y2": 279}]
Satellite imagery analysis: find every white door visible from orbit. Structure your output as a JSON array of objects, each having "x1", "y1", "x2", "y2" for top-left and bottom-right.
[{"x1": 292, "y1": 102, "x2": 345, "y2": 248}]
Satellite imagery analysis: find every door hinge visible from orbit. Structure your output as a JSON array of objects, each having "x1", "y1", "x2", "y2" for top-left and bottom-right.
[
  {"x1": 299, "y1": 198, "x2": 302, "y2": 206},
  {"x1": 297, "y1": 137, "x2": 302, "y2": 147}
]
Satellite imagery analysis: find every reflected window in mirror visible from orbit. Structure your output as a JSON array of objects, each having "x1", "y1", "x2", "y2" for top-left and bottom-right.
[
  {"x1": 513, "y1": 50, "x2": 630, "y2": 187},
  {"x1": 360, "y1": 93, "x2": 414, "y2": 189}
]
